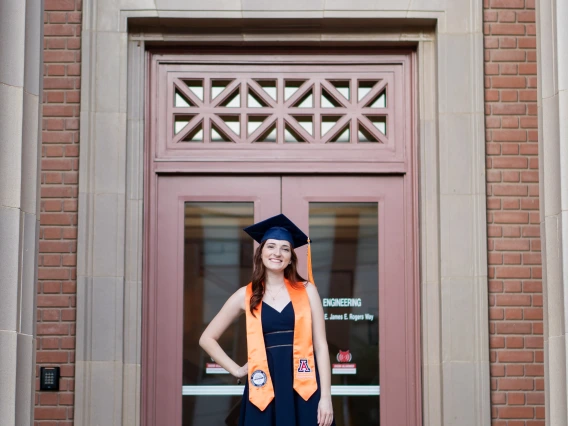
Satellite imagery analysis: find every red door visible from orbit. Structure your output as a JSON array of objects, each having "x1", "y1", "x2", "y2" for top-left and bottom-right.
[{"x1": 145, "y1": 175, "x2": 418, "y2": 426}]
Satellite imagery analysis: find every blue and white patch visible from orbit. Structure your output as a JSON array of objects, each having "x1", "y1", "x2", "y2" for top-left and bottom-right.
[{"x1": 250, "y1": 370, "x2": 268, "y2": 387}]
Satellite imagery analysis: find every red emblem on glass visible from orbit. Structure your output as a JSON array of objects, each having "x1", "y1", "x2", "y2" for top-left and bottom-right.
[{"x1": 337, "y1": 350, "x2": 352, "y2": 363}]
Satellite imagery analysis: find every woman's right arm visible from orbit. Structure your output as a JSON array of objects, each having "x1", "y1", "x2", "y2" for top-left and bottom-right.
[{"x1": 199, "y1": 286, "x2": 248, "y2": 378}]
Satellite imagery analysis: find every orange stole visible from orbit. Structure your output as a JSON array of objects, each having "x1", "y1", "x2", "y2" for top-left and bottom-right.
[{"x1": 245, "y1": 280, "x2": 318, "y2": 411}]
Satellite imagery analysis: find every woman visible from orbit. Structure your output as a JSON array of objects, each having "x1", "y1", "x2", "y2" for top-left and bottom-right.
[{"x1": 199, "y1": 214, "x2": 335, "y2": 426}]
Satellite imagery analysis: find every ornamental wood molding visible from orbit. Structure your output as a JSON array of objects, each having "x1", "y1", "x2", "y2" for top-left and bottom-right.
[{"x1": 150, "y1": 53, "x2": 411, "y2": 170}]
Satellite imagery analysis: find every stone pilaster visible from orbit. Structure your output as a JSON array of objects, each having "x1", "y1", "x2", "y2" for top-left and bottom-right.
[
  {"x1": 0, "y1": 1, "x2": 44, "y2": 425},
  {"x1": 536, "y1": 1, "x2": 568, "y2": 425}
]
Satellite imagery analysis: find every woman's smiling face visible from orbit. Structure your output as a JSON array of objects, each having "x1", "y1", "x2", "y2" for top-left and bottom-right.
[{"x1": 261, "y1": 239, "x2": 292, "y2": 273}]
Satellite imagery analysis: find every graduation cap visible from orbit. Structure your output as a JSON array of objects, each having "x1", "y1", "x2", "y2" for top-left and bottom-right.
[{"x1": 243, "y1": 213, "x2": 315, "y2": 285}]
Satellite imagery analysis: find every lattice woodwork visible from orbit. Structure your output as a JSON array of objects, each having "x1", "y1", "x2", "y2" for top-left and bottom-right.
[
  {"x1": 152, "y1": 55, "x2": 410, "y2": 169},
  {"x1": 170, "y1": 75, "x2": 390, "y2": 144}
]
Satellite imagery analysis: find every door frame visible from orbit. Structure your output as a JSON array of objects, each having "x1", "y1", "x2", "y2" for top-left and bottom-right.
[
  {"x1": 74, "y1": 16, "x2": 491, "y2": 426},
  {"x1": 282, "y1": 176, "x2": 418, "y2": 424},
  {"x1": 148, "y1": 175, "x2": 417, "y2": 425},
  {"x1": 142, "y1": 49, "x2": 421, "y2": 425},
  {"x1": 148, "y1": 176, "x2": 281, "y2": 426}
]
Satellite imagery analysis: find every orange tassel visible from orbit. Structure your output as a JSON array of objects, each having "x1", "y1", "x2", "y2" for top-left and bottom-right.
[{"x1": 307, "y1": 238, "x2": 315, "y2": 286}]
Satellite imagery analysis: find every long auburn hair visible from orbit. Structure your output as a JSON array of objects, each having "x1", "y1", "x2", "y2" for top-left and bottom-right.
[{"x1": 249, "y1": 240, "x2": 306, "y2": 316}]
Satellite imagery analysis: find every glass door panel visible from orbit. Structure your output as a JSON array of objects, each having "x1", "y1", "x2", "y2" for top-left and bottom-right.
[
  {"x1": 310, "y1": 203, "x2": 380, "y2": 425},
  {"x1": 282, "y1": 176, "x2": 409, "y2": 426},
  {"x1": 154, "y1": 176, "x2": 281, "y2": 426},
  {"x1": 182, "y1": 202, "x2": 253, "y2": 426}
]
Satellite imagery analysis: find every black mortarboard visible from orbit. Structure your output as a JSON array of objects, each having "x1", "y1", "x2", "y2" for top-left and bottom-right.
[
  {"x1": 243, "y1": 214, "x2": 309, "y2": 248},
  {"x1": 244, "y1": 214, "x2": 316, "y2": 284}
]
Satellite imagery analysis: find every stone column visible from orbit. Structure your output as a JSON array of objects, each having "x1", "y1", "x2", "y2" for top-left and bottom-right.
[
  {"x1": 0, "y1": 1, "x2": 44, "y2": 425},
  {"x1": 536, "y1": 1, "x2": 568, "y2": 425}
]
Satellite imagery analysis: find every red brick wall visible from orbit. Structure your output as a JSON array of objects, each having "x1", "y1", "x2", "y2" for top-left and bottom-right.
[
  {"x1": 35, "y1": 0, "x2": 81, "y2": 424},
  {"x1": 484, "y1": 0, "x2": 544, "y2": 425}
]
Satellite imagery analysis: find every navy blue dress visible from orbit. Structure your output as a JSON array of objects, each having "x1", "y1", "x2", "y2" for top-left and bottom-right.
[{"x1": 239, "y1": 301, "x2": 335, "y2": 426}]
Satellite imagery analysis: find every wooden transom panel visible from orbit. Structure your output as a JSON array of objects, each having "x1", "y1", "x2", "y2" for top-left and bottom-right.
[
  {"x1": 152, "y1": 54, "x2": 411, "y2": 169},
  {"x1": 172, "y1": 74, "x2": 389, "y2": 144}
]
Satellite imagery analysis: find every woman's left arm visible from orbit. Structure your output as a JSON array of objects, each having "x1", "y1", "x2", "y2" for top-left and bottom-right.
[{"x1": 306, "y1": 283, "x2": 334, "y2": 426}]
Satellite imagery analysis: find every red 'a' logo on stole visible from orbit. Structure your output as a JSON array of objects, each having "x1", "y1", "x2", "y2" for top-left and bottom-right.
[{"x1": 297, "y1": 359, "x2": 311, "y2": 373}]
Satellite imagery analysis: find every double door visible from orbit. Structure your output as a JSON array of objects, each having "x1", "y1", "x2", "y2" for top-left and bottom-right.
[{"x1": 149, "y1": 175, "x2": 416, "y2": 425}]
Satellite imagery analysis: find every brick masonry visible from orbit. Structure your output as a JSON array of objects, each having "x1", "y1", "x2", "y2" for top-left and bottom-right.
[
  {"x1": 35, "y1": 0, "x2": 81, "y2": 424},
  {"x1": 33, "y1": 0, "x2": 544, "y2": 424},
  {"x1": 484, "y1": 0, "x2": 544, "y2": 425}
]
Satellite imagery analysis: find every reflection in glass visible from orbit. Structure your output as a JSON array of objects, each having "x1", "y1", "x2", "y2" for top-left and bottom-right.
[
  {"x1": 329, "y1": 80, "x2": 350, "y2": 101},
  {"x1": 255, "y1": 123, "x2": 277, "y2": 143},
  {"x1": 284, "y1": 124, "x2": 305, "y2": 143},
  {"x1": 211, "y1": 79, "x2": 233, "y2": 100},
  {"x1": 321, "y1": 116, "x2": 341, "y2": 137},
  {"x1": 184, "y1": 79, "x2": 204, "y2": 101},
  {"x1": 211, "y1": 124, "x2": 232, "y2": 142},
  {"x1": 321, "y1": 88, "x2": 342, "y2": 108},
  {"x1": 368, "y1": 91, "x2": 386, "y2": 109},
  {"x1": 310, "y1": 203, "x2": 379, "y2": 426},
  {"x1": 358, "y1": 124, "x2": 379, "y2": 143},
  {"x1": 182, "y1": 203, "x2": 254, "y2": 426},
  {"x1": 248, "y1": 89, "x2": 268, "y2": 108},
  {"x1": 175, "y1": 90, "x2": 192, "y2": 107},
  {"x1": 256, "y1": 79, "x2": 277, "y2": 101},
  {"x1": 181, "y1": 122, "x2": 203, "y2": 143},
  {"x1": 329, "y1": 124, "x2": 350, "y2": 143},
  {"x1": 292, "y1": 90, "x2": 314, "y2": 108},
  {"x1": 292, "y1": 116, "x2": 314, "y2": 136},
  {"x1": 285, "y1": 80, "x2": 306, "y2": 100},
  {"x1": 219, "y1": 115, "x2": 241, "y2": 137},
  {"x1": 368, "y1": 116, "x2": 386, "y2": 135},
  {"x1": 220, "y1": 89, "x2": 241, "y2": 108},
  {"x1": 358, "y1": 80, "x2": 379, "y2": 102},
  {"x1": 247, "y1": 116, "x2": 267, "y2": 136}
]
